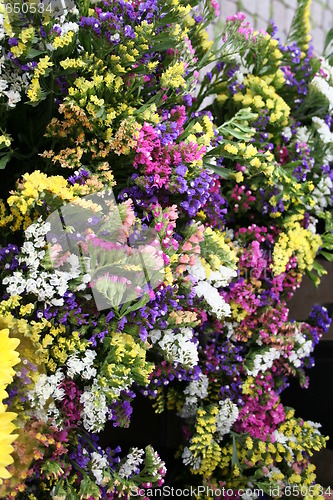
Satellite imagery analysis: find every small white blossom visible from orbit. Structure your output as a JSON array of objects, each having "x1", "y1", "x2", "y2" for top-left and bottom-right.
[
  {"x1": 28, "y1": 370, "x2": 65, "y2": 423},
  {"x1": 215, "y1": 399, "x2": 239, "y2": 439},
  {"x1": 157, "y1": 327, "x2": 199, "y2": 368},
  {"x1": 118, "y1": 448, "x2": 144, "y2": 479},
  {"x1": 181, "y1": 446, "x2": 201, "y2": 470},
  {"x1": 66, "y1": 350, "x2": 97, "y2": 380},
  {"x1": 91, "y1": 452, "x2": 109, "y2": 485},
  {"x1": 247, "y1": 347, "x2": 281, "y2": 377},
  {"x1": 80, "y1": 382, "x2": 109, "y2": 432}
]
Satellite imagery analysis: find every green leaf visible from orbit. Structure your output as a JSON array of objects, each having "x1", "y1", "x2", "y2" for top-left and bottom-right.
[
  {"x1": 321, "y1": 232, "x2": 333, "y2": 250},
  {"x1": 323, "y1": 27, "x2": 333, "y2": 57},
  {"x1": 0, "y1": 152, "x2": 11, "y2": 169},
  {"x1": 319, "y1": 250, "x2": 333, "y2": 262},
  {"x1": 312, "y1": 260, "x2": 326, "y2": 277},
  {"x1": 306, "y1": 269, "x2": 320, "y2": 287},
  {"x1": 202, "y1": 161, "x2": 233, "y2": 179},
  {"x1": 231, "y1": 435, "x2": 240, "y2": 467},
  {"x1": 26, "y1": 48, "x2": 46, "y2": 59}
]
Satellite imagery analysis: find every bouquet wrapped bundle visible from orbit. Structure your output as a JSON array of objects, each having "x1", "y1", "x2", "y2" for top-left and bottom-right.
[{"x1": 0, "y1": 0, "x2": 332, "y2": 497}]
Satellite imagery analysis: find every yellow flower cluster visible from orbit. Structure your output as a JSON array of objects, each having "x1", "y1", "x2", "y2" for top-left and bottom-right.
[
  {"x1": 256, "y1": 35, "x2": 284, "y2": 77},
  {"x1": 52, "y1": 31, "x2": 74, "y2": 50},
  {"x1": 10, "y1": 27, "x2": 35, "y2": 58},
  {"x1": 187, "y1": 115, "x2": 215, "y2": 149},
  {"x1": 0, "y1": 326, "x2": 20, "y2": 484},
  {"x1": 104, "y1": 332, "x2": 154, "y2": 399},
  {"x1": 160, "y1": 61, "x2": 186, "y2": 89},
  {"x1": 233, "y1": 74, "x2": 290, "y2": 127},
  {"x1": 199, "y1": 29, "x2": 213, "y2": 52},
  {"x1": 189, "y1": 405, "x2": 221, "y2": 478},
  {"x1": 204, "y1": 227, "x2": 238, "y2": 270},
  {"x1": 0, "y1": 133, "x2": 11, "y2": 148},
  {"x1": 60, "y1": 57, "x2": 87, "y2": 71},
  {"x1": 223, "y1": 140, "x2": 275, "y2": 179},
  {"x1": 7, "y1": 171, "x2": 74, "y2": 216},
  {"x1": 0, "y1": 167, "x2": 115, "y2": 232},
  {"x1": 27, "y1": 56, "x2": 53, "y2": 102},
  {"x1": 0, "y1": 297, "x2": 87, "y2": 373},
  {"x1": 272, "y1": 219, "x2": 322, "y2": 276},
  {"x1": 0, "y1": 3, "x2": 13, "y2": 37},
  {"x1": 300, "y1": 0, "x2": 312, "y2": 54}
]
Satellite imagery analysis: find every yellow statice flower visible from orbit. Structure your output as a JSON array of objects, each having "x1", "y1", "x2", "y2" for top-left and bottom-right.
[
  {"x1": 7, "y1": 171, "x2": 76, "y2": 218},
  {"x1": 160, "y1": 61, "x2": 186, "y2": 89},
  {"x1": 52, "y1": 31, "x2": 74, "y2": 49},
  {"x1": 0, "y1": 134, "x2": 11, "y2": 148},
  {"x1": 224, "y1": 143, "x2": 238, "y2": 155},
  {"x1": 233, "y1": 74, "x2": 290, "y2": 127},
  {"x1": 27, "y1": 56, "x2": 53, "y2": 102},
  {"x1": 272, "y1": 220, "x2": 322, "y2": 275}
]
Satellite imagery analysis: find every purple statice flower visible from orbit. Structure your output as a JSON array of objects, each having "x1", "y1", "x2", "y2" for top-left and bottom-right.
[
  {"x1": 51, "y1": 25, "x2": 62, "y2": 36},
  {"x1": 110, "y1": 399, "x2": 133, "y2": 428},
  {"x1": 309, "y1": 304, "x2": 332, "y2": 335},
  {"x1": 68, "y1": 168, "x2": 90, "y2": 185},
  {"x1": 180, "y1": 170, "x2": 227, "y2": 226},
  {"x1": 8, "y1": 38, "x2": 18, "y2": 46},
  {"x1": 0, "y1": 244, "x2": 20, "y2": 284},
  {"x1": 80, "y1": 16, "x2": 101, "y2": 36},
  {"x1": 89, "y1": 329, "x2": 108, "y2": 347},
  {"x1": 183, "y1": 94, "x2": 192, "y2": 107},
  {"x1": 123, "y1": 24, "x2": 135, "y2": 38}
]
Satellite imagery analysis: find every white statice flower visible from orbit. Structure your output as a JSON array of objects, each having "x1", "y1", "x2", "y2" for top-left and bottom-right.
[
  {"x1": 4, "y1": 89, "x2": 21, "y2": 107},
  {"x1": 184, "y1": 373, "x2": 209, "y2": 399},
  {"x1": 0, "y1": 78, "x2": 7, "y2": 91},
  {"x1": 308, "y1": 176, "x2": 333, "y2": 214},
  {"x1": 307, "y1": 216, "x2": 318, "y2": 234},
  {"x1": 3, "y1": 218, "x2": 87, "y2": 306},
  {"x1": 53, "y1": 21, "x2": 80, "y2": 35},
  {"x1": 215, "y1": 399, "x2": 239, "y2": 439},
  {"x1": 288, "y1": 330, "x2": 313, "y2": 368},
  {"x1": 312, "y1": 116, "x2": 333, "y2": 148},
  {"x1": 305, "y1": 420, "x2": 322, "y2": 434},
  {"x1": 282, "y1": 126, "x2": 292, "y2": 141},
  {"x1": 179, "y1": 373, "x2": 209, "y2": 418},
  {"x1": 28, "y1": 370, "x2": 65, "y2": 423},
  {"x1": 208, "y1": 265, "x2": 238, "y2": 288},
  {"x1": 272, "y1": 430, "x2": 288, "y2": 444},
  {"x1": 188, "y1": 258, "x2": 207, "y2": 281},
  {"x1": 80, "y1": 380, "x2": 110, "y2": 432},
  {"x1": 181, "y1": 446, "x2": 201, "y2": 470},
  {"x1": 195, "y1": 281, "x2": 231, "y2": 319},
  {"x1": 247, "y1": 347, "x2": 281, "y2": 377},
  {"x1": 311, "y1": 75, "x2": 333, "y2": 112},
  {"x1": 0, "y1": 14, "x2": 5, "y2": 41},
  {"x1": 295, "y1": 125, "x2": 311, "y2": 144},
  {"x1": 148, "y1": 328, "x2": 162, "y2": 344},
  {"x1": 118, "y1": 448, "x2": 144, "y2": 479},
  {"x1": 265, "y1": 465, "x2": 283, "y2": 478},
  {"x1": 188, "y1": 257, "x2": 235, "y2": 319},
  {"x1": 189, "y1": 257, "x2": 237, "y2": 288},
  {"x1": 225, "y1": 321, "x2": 239, "y2": 339},
  {"x1": 91, "y1": 451, "x2": 109, "y2": 485},
  {"x1": 66, "y1": 350, "x2": 97, "y2": 380},
  {"x1": 0, "y1": 49, "x2": 31, "y2": 108},
  {"x1": 157, "y1": 327, "x2": 199, "y2": 368},
  {"x1": 320, "y1": 58, "x2": 333, "y2": 82}
]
